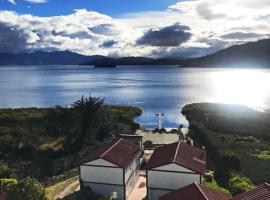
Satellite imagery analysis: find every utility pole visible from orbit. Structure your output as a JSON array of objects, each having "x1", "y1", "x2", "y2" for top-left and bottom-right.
[{"x1": 155, "y1": 113, "x2": 165, "y2": 129}]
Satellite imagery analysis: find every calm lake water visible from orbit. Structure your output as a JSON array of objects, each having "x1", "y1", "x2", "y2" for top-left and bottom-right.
[{"x1": 1, "y1": 65, "x2": 270, "y2": 128}]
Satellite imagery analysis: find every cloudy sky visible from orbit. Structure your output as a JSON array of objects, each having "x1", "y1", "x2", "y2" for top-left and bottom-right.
[{"x1": 0, "y1": 0, "x2": 269, "y2": 58}]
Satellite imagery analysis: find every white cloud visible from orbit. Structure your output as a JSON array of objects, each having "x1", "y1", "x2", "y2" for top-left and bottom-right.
[
  {"x1": 1, "y1": 0, "x2": 270, "y2": 58},
  {"x1": 7, "y1": 0, "x2": 49, "y2": 4},
  {"x1": 8, "y1": 0, "x2": 16, "y2": 4},
  {"x1": 24, "y1": 0, "x2": 48, "y2": 3}
]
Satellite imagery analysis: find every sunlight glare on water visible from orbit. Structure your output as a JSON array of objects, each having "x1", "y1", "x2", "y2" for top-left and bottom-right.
[{"x1": 210, "y1": 69, "x2": 270, "y2": 111}]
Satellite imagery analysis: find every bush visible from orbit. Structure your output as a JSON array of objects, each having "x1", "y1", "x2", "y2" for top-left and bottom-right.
[
  {"x1": 0, "y1": 178, "x2": 17, "y2": 191},
  {"x1": 229, "y1": 172, "x2": 255, "y2": 195},
  {"x1": 143, "y1": 140, "x2": 153, "y2": 149},
  {"x1": 204, "y1": 171, "x2": 214, "y2": 182},
  {"x1": 5, "y1": 177, "x2": 47, "y2": 200}
]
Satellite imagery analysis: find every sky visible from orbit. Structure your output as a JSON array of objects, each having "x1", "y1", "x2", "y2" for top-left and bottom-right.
[{"x1": 0, "y1": 0, "x2": 270, "y2": 58}]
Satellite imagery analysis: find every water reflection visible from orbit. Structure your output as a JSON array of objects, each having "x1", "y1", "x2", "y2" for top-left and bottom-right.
[{"x1": 0, "y1": 66, "x2": 270, "y2": 128}]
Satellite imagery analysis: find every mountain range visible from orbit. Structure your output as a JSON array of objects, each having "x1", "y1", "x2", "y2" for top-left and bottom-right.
[
  {"x1": 180, "y1": 39, "x2": 270, "y2": 68},
  {"x1": 0, "y1": 51, "x2": 105, "y2": 65},
  {"x1": 0, "y1": 38, "x2": 269, "y2": 67}
]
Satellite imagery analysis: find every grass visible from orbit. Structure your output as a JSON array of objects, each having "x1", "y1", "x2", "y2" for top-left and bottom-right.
[
  {"x1": 45, "y1": 176, "x2": 79, "y2": 200},
  {"x1": 251, "y1": 150, "x2": 270, "y2": 160},
  {"x1": 203, "y1": 179, "x2": 231, "y2": 195}
]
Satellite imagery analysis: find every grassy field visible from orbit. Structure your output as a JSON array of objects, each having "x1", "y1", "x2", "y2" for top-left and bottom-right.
[{"x1": 182, "y1": 103, "x2": 270, "y2": 188}]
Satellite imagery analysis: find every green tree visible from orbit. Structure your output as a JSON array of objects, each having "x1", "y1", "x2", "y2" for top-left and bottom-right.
[
  {"x1": 69, "y1": 95, "x2": 104, "y2": 151},
  {"x1": 5, "y1": 177, "x2": 47, "y2": 200},
  {"x1": 229, "y1": 172, "x2": 255, "y2": 195}
]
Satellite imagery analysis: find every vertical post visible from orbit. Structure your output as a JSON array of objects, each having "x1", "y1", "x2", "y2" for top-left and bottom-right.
[{"x1": 155, "y1": 113, "x2": 165, "y2": 130}]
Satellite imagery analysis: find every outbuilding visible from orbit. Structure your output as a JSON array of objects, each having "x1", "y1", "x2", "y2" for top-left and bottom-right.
[
  {"x1": 80, "y1": 138, "x2": 141, "y2": 200},
  {"x1": 145, "y1": 142, "x2": 206, "y2": 200}
]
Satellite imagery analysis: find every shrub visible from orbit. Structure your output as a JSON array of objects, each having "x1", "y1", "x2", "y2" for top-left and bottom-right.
[
  {"x1": 229, "y1": 172, "x2": 255, "y2": 195},
  {"x1": 5, "y1": 177, "x2": 47, "y2": 200},
  {"x1": 204, "y1": 171, "x2": 214, "y2": 182},
  {"x1": 0, "y1": 178, "x2": 17, "y2": 191}
]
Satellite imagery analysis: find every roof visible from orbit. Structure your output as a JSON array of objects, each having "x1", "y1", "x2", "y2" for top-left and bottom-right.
[
  {"x1": 81, "y1": 138, "x2": 140, "y2": 168},
  {"x1": 119, "y1": 134, "x2": 143, "y2": 138},
  {"x1": 230, "y1": 183, "x2": 270, "y2": 200},
  {"x1": 159, "y1": 183, "x2": 230, "y2": 200},
  {"x1": 144, "y1": 142, "x2": 206, "y2": 174}
]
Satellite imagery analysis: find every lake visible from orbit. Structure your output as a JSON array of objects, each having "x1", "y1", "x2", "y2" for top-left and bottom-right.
[{"x1": 1, "y1": 65, "x2": 270, "y2": 128}]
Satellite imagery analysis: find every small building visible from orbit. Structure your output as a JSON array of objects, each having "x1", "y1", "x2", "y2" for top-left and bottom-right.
[
  {"x1": 230, "y1": 183, "x2": 270, "y2": 200},
  {"x1": 80, "y1": 138, "x2": 141, "y2": 200},
  {"x1": 159, "y1": 182, "x2": 230, "y2": 200},
  {"x1": 144, "y1": 142, "x2": 206, "y2": 200}
]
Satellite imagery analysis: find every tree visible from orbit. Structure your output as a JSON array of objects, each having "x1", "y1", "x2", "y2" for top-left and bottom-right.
[
  {"x1": 69, "y1": 95, "x2": 104, "y2": 151},
  {"x1": 5, "y1": 177, "x2": 47, "y2": 200}
]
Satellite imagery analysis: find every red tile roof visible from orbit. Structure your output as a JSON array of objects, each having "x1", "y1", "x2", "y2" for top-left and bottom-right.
[
  {"x1": 144, "y1": 142, "x2": 206, "y2": 174},
  {"x1": 230, "y1": 183, "x2": 270, "y2": 200},
  {"x1": 159, "y1": 183, "x2": 230, "y2": 200},
  {"x1": 81, "y1": 138, "x2": 140, "y2": 168}
]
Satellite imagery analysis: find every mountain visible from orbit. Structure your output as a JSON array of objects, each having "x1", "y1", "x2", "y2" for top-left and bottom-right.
[
  {"x1": 0, "y1": 51, "x2": 106, "y2": 65},
  {"x1": 81, "y1": 57, "x2": 185, "y2": 66},
  {"x1": 180, "y1": 39, "x2": 270, "y2": 68}
]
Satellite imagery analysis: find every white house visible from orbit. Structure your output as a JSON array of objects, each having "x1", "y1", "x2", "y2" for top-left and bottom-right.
[
  {"x1": 144, "y1": 142, "x2": 206, "y2": 200},
  {"x1": 80, "y1": 138, "x2": 141, "y2": 200}
]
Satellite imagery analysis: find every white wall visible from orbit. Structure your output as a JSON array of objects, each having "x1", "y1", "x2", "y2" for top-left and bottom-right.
[
  {"x1": 148, "y1": 188, "x2": 173, "y2": 200},
  {"x1": 148, "y1": 170, "x2": 200, "y2": 190},
  {"x1": 83, "y1": 182, "x2": 124, "y2": 200},
  {"x1": 154, "y1": 163, "x2": 194, "y2": 173},
  {"x1": 125, "y1": 153, "x2": 140, "y2": 183},
  {"x1": 147, "y1": 163, "x2": 201, "y2": 200},
  {"x1": 85, "y1": 159, "x2": 118, "y2": 167},
  {"x1": 125, "y1": 169, "x2": 139, "y2": 198},
  {"x1": 80, "y1": 165, "x2": 123, "y2": 185}
]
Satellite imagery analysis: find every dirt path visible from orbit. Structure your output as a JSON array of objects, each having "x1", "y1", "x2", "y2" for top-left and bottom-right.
[{"x1": 54, "y1": 180, "x2": 80, "y2": 200}]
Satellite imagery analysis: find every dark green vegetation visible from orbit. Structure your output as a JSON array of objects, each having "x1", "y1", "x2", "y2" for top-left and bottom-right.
[
  {"x1": 182, "y1": 103, "x2": 270, "y2": 194},
  {"x1": 0, "y1": 96, "x2": 141, "y2": 199},
  {"x1": 181, "y1": 39, "x2": 270, "y2": 68},
  {"x1": 0, "y1": 177, "x2": 47, "y2": 200}
]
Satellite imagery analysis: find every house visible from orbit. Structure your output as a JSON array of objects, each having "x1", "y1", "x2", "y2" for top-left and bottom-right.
[
  {"x1": 230, "y1": 183, "x2": 270, "y2": 200},
  {"x1": 80, "y1": 138, "x2": 141, "y2": 200},
  {"x1": 159, "y1": 182, "x2": 230, "y2": 200},
  {"x1": 144, "y1": 142, "x2": 206, "y2": 200}
]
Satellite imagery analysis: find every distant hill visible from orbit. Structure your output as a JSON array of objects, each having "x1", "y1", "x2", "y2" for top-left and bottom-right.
[
  {"x1": 81, "y1": 57, "x2": 184, "y2": 66},
  {"x1": 0, "y1": 51, "x2": 106, "y2": 65},
  {"x1": 180, "y1": 39, "x2": 270, "y2": 68}
]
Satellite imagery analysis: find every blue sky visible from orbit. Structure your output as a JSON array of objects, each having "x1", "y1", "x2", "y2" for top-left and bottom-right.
[{"x1": 0, "y1": 0, "x2": 179, "y2": 17}]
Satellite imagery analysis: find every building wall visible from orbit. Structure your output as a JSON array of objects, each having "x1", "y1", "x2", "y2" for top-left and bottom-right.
[
  {"x1": 125, "y1": 168, "x2": 140, "y2": 198},
  {"x1": 148, "y1": 188, "x2": 173, "y2": 200},
  {"x1": 125, "y1": 153, "x2": 140, "y2": 182},
  {"x1": 84, "y1": 159, "x2": 118, "y2": 167},
  {"x1": 154, "y1": 163, "x2": 194, "y2": 172},
  {"x1": 80, "y1": 165, "x2": 123, "y2": 185},
  {"x1": 83, "y1": 182, "x2": 125, "y2": 200},
  {"x1": 124, "y1": 152, "x2": 140, "y2": 198},
  {"x1": 147, "y1": 163, "x2": 201, "y2": 200}
]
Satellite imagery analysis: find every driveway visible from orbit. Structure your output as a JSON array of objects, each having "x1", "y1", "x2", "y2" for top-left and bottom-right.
[{"x1": 128, "y1": 174, "x2": 147, "y2": 200}]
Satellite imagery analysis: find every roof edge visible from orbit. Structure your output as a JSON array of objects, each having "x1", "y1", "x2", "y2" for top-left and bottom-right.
[{"x1": 195, "y1": 183, "x2": 209, "y2": 200}]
